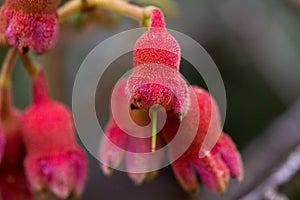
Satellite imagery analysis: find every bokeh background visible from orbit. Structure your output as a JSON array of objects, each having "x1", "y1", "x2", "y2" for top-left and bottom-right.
[{"x1": 0, "y1": 0, "x2": 300, "y2": 199}]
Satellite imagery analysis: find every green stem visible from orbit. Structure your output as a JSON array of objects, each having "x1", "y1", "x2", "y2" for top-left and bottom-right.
[
  {"x1": 151, "y1": 109, "x2": 157, "y2": 152},
  {"x1": 19, "y1": 54, "x2": 41, "y2": 78},
  {"x1": 58, "y1": 0, "x2": 157, "y2": 26},
  {"x1": 0, "y1": 48, "x2": 18, "y2": 87}
]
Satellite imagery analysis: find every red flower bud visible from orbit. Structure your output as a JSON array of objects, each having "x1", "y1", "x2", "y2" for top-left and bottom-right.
[
  {"x1": 0, "y1": 0, "x2": 60, "y2": 54},
  {"x1": 21, "y1": 70, "x2": 87, "y2": 198}
]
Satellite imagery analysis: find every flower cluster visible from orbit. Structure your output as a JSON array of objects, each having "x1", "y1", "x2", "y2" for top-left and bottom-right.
[
  {"x1": 0, "y1": 2, "x2": 89, "y2": 195},
  {"x1": 0, "y1": 0, "x2": 244, "y2": 197},
  {"x1": 100, "y1": 9, "x2": 243, "y2": 194}
]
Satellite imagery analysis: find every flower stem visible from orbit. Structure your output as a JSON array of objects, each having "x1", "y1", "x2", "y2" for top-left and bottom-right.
[
  {"x1": 58, "y1": 0, "x2": 157, "y2": 26},
  {"x1": 151, "y1": 109, "x2": 157, "y2": 152},
  {"x1": 20, "y1": 54, "x2": 50, "y2": 103},
  {"x1": 0, "y1": 48, "x2": 18, "y2": 87},
  {"x1": 19, "y1": 54, "x2": 41, "y2": 78}
]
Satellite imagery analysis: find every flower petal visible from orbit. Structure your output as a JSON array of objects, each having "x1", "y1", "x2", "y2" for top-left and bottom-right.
[
  {"x1": 126, "y1": 135, "x2": 164, "y2": 184},
  {"x1": 193, "y1": 152, "x2": 229, "y2": 193},
  {"x1": 24, "y1": 149, "x2": 87, "y2": 198},
  {"x1": 170, "y1": 155, "x2": 199, "y2": 194},
  {"x1": 99, "y1": 118, "x2": 128, "y2": 175},
  {"x1": 213, "y1": 133, "x2": 244, "y2": 182}
]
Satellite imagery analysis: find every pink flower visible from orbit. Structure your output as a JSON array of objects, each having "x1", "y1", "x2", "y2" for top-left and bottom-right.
[
  {"x1": 100, "y1": 79, "x2": 164, "y2": 184},
  {"x1": 21, "y1": 70, "x2": 88, "y2": 198},
  {"x1": 0, "y1": 0, "x2": 60, "y2": 54},
  {"x1": 163, "y1": 86, "x2": 243, "y2": 194},
  {"x1": 0, "y1": 86, "x2": 32, "y2": 199},
  {"x1": 0, "y1": 87, "x2": 24, "y2": 166},
  {"x1": 99, "y1": 8, "x2": 243, "y2": 194}
]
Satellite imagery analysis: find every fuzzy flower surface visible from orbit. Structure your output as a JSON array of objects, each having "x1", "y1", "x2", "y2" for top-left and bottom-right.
[
  {"x1": 100, "y1": 8, "x2": 244, "y2": 194},
  {"x1": 21, "y1": 70, "x2": 87, "y2": 199},
  {"x1": 0, "y1": 0, "x2": 60, "y2": 54}
]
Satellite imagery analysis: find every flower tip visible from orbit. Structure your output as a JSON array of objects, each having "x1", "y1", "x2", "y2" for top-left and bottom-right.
[
  {"x1": 236, "y1": 172, "x2": 244, "y2": 183},
  {"x1": 50, "y1": 182, "x2": 72, "y2": 199},
  {"x1": 186, "y1": 185, "x2": 200, "y2": 196},
  {"x1": 217, "y1": 182, "x2": 228, "y2": 194},
  {"x1": 129, "y1": 173, "x2": 146, "y2": 185},
  {"x1": 101, "y1": 164, "x2": 114, "y2": 176},
  {"x1": 145, "y1": 171, "x2": 158, "y2": 182},
  {"x1": 150, "y1": 9, "x2": 165, "y2": 28},
  {"x1": 134, "y1": 8, "x2": 180, "y2": 70}
]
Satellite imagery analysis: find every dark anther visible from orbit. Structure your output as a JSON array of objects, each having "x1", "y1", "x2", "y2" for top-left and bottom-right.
[
  {"x1": 22, "y1": 46, "x2": 29, "y2": 54},
  {"x1": 130, "y1": 104, "x2": 138, "y2": 110},
  {"x1": 167, "y1": 109, "x2": 174, "y2": 114}
]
